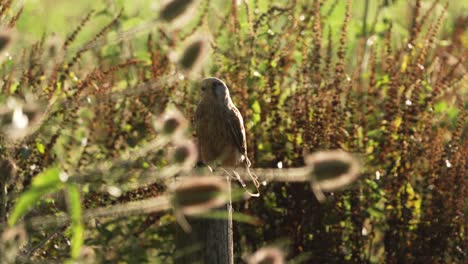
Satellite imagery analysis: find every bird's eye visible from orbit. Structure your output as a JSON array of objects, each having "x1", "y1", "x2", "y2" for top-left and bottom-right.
[{"x1": 201, "y1": 86, "x2": 206, "y2": 92}]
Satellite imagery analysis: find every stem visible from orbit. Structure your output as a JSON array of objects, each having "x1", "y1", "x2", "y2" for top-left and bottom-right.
[{"x1": 363, "y1": 0, "x2": 370, "y2": 39}]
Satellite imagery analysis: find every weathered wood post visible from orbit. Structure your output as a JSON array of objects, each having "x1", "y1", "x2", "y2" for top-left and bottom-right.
[{"x1": 175, "y1": 177, "x2": 233, "y2": 264}]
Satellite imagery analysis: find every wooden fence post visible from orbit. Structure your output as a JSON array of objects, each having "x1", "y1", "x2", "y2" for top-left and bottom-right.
[{"x1": 175, "y1": 176, "x2": 233, "y2": 264}]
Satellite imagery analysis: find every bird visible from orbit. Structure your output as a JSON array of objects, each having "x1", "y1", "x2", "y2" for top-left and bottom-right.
[
  {"x1": 194, "y1": 77, "x2": 259, "y2": 196},
  {"x1": 194, "y1": 77, "x2": 250, "y2": 168}
]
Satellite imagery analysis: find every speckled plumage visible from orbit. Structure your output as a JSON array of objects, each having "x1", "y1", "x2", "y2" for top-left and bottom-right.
[{"x1": 194, "y1": 77, "x2": 250, "y2": 168}]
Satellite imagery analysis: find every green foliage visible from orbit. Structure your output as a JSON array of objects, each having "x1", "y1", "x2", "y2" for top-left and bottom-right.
[
  {"x1": 8, "y1": 167, "x2": 61, "y2": 226},
  {"x1": 66, "y1": 184, "x2": 84, "y2": 260}
]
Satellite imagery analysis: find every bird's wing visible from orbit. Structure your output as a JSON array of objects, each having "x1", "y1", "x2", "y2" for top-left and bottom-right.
[
  {"x1": 194, "y1": 104, "x2": 204, "y2": 161},
  {"x1": 228, "y1": 107, "x2": 255, "y2": 185},
  {"x1": 194, "y1": 104, "x2": 203, "y2": 132},
  {"x1": 226, "y1": 106, "x2": 248, "y2": 157}
]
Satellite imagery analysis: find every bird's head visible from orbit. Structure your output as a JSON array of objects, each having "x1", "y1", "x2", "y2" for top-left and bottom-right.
[{"x1": 200, "y1": 77, "x2": 231, "y2": 105}]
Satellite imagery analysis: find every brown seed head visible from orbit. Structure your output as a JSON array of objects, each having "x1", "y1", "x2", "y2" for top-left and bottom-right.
[
  {"x1": 171, "y1": 140, "x2": 198, "y2": 170},
  {"x1": 178, "y1": 35, "x2": 210, "y2": 74},
  {"x1": 154, "y1": 108, "x2": 188, "y2": 137},
  {"x1": 305, "y1": 150, "x2": 360, "y2": 191},
  {"x1": 171, "y1": 176, "x2": 228, "y2": 215},
  {"x1": 247, "y1": 247, "x2": 285, "y2": 264},
  {"x1": 159, "y1": 0, "x2": 196, "y2": 22}
]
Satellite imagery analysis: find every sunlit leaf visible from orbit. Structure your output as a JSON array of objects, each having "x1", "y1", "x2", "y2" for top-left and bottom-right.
[
  {"x1": 8, "y1": 167, "x2": 62, "y2": 225},
  {"x1": 67, "y1": 184, "x2": 84, "y2": 259},
  {"x1": 31, "y1": 167, "x2": 61, "y2": 187},
  {"x1": 251, "y1": 100, "x2": 261, "y2": 113},
  {"x1": 434, "y1": 101, "x2": 448, "y2": 113},
  {"x1": 36, "y1": 142, "x2": 45, "y2": 154}
]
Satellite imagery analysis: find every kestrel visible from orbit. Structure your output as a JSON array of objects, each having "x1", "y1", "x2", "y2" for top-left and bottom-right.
[{"x1": 194, "y1": 77, "x2": 251, "y2": 168}]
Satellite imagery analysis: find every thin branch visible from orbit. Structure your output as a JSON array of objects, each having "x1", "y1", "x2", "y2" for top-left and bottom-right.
[
  {"x1": 6, "y1": 196, "x2": 172, "y2": 231},
  {"x1": 24, "y1": 225, "x2": 67, "y2": 257}
]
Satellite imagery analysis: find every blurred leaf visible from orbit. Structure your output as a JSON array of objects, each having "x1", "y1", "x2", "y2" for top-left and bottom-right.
[
  {"x1": 10, "y1": 82, "x2": 19, "y2": 93},
  {"x1": 36, "y1": 142, "x2": 45, "y2": 154},
  {"x1": 31, "y1": 167, "x2": 61, "y2": 187},
  {"x1": 251, "y1": 100, "x2": 261, "y2": 125},
  {"x1": 9, "y1": 167, "x2": 62, "y2": 225},
  {"x1": 67, "y1": 184, "x2": 84, "y2": 259},
  {"x1": 393, "y1": 116, "x2": 402, "y2": 129},
  {"x1": 252, "y1": 100, "x2": 261, "y2": 113}
]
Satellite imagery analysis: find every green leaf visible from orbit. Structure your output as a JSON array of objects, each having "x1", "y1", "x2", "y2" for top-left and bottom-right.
[
  {"x1": 251, "y1": 100, "x2": 261, "y2": 125},
  {"x1": 251, "y1": 100, "x2": 261, "y2": 113},
  {"x1": 270, "y1": 60, "x2": 277, "y2": 68},
  {"x1": 434, "y1": 101, "x2": 448, "y2": 113},
  {"x1": 31, "y1": 167, "x2": 61, "y2": 187},
  {"x1": 36, "y1": 142, "x2": 45, "y2": 154},
  {"x1": 8, "y1": 167, "x2": 62, "y2": 226},
  {"x1": 9, "y1": 82, "x2": 19, "y2": 93},
  {"x1": 67, "y1": 184, "x2": 84, "y2": 259}
]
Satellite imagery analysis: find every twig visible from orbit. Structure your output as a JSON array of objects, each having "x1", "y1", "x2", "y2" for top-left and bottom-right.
[
  {"x1": 7, "y1": 196, "x2": 172, "y2": 231},
  {"x1": 24, "y1": 225, "x2": 67, "y2": 257}
]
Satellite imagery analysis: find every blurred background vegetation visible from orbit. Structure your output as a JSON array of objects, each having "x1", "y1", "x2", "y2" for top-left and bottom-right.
[{"x1": 0, "y1": 0, "x2": 467, "y2": 263}]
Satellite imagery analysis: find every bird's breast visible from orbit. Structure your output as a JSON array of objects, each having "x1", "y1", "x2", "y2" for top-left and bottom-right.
[{"x1": 196, "y1": 104, "x2": 240, "y2": 166}]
